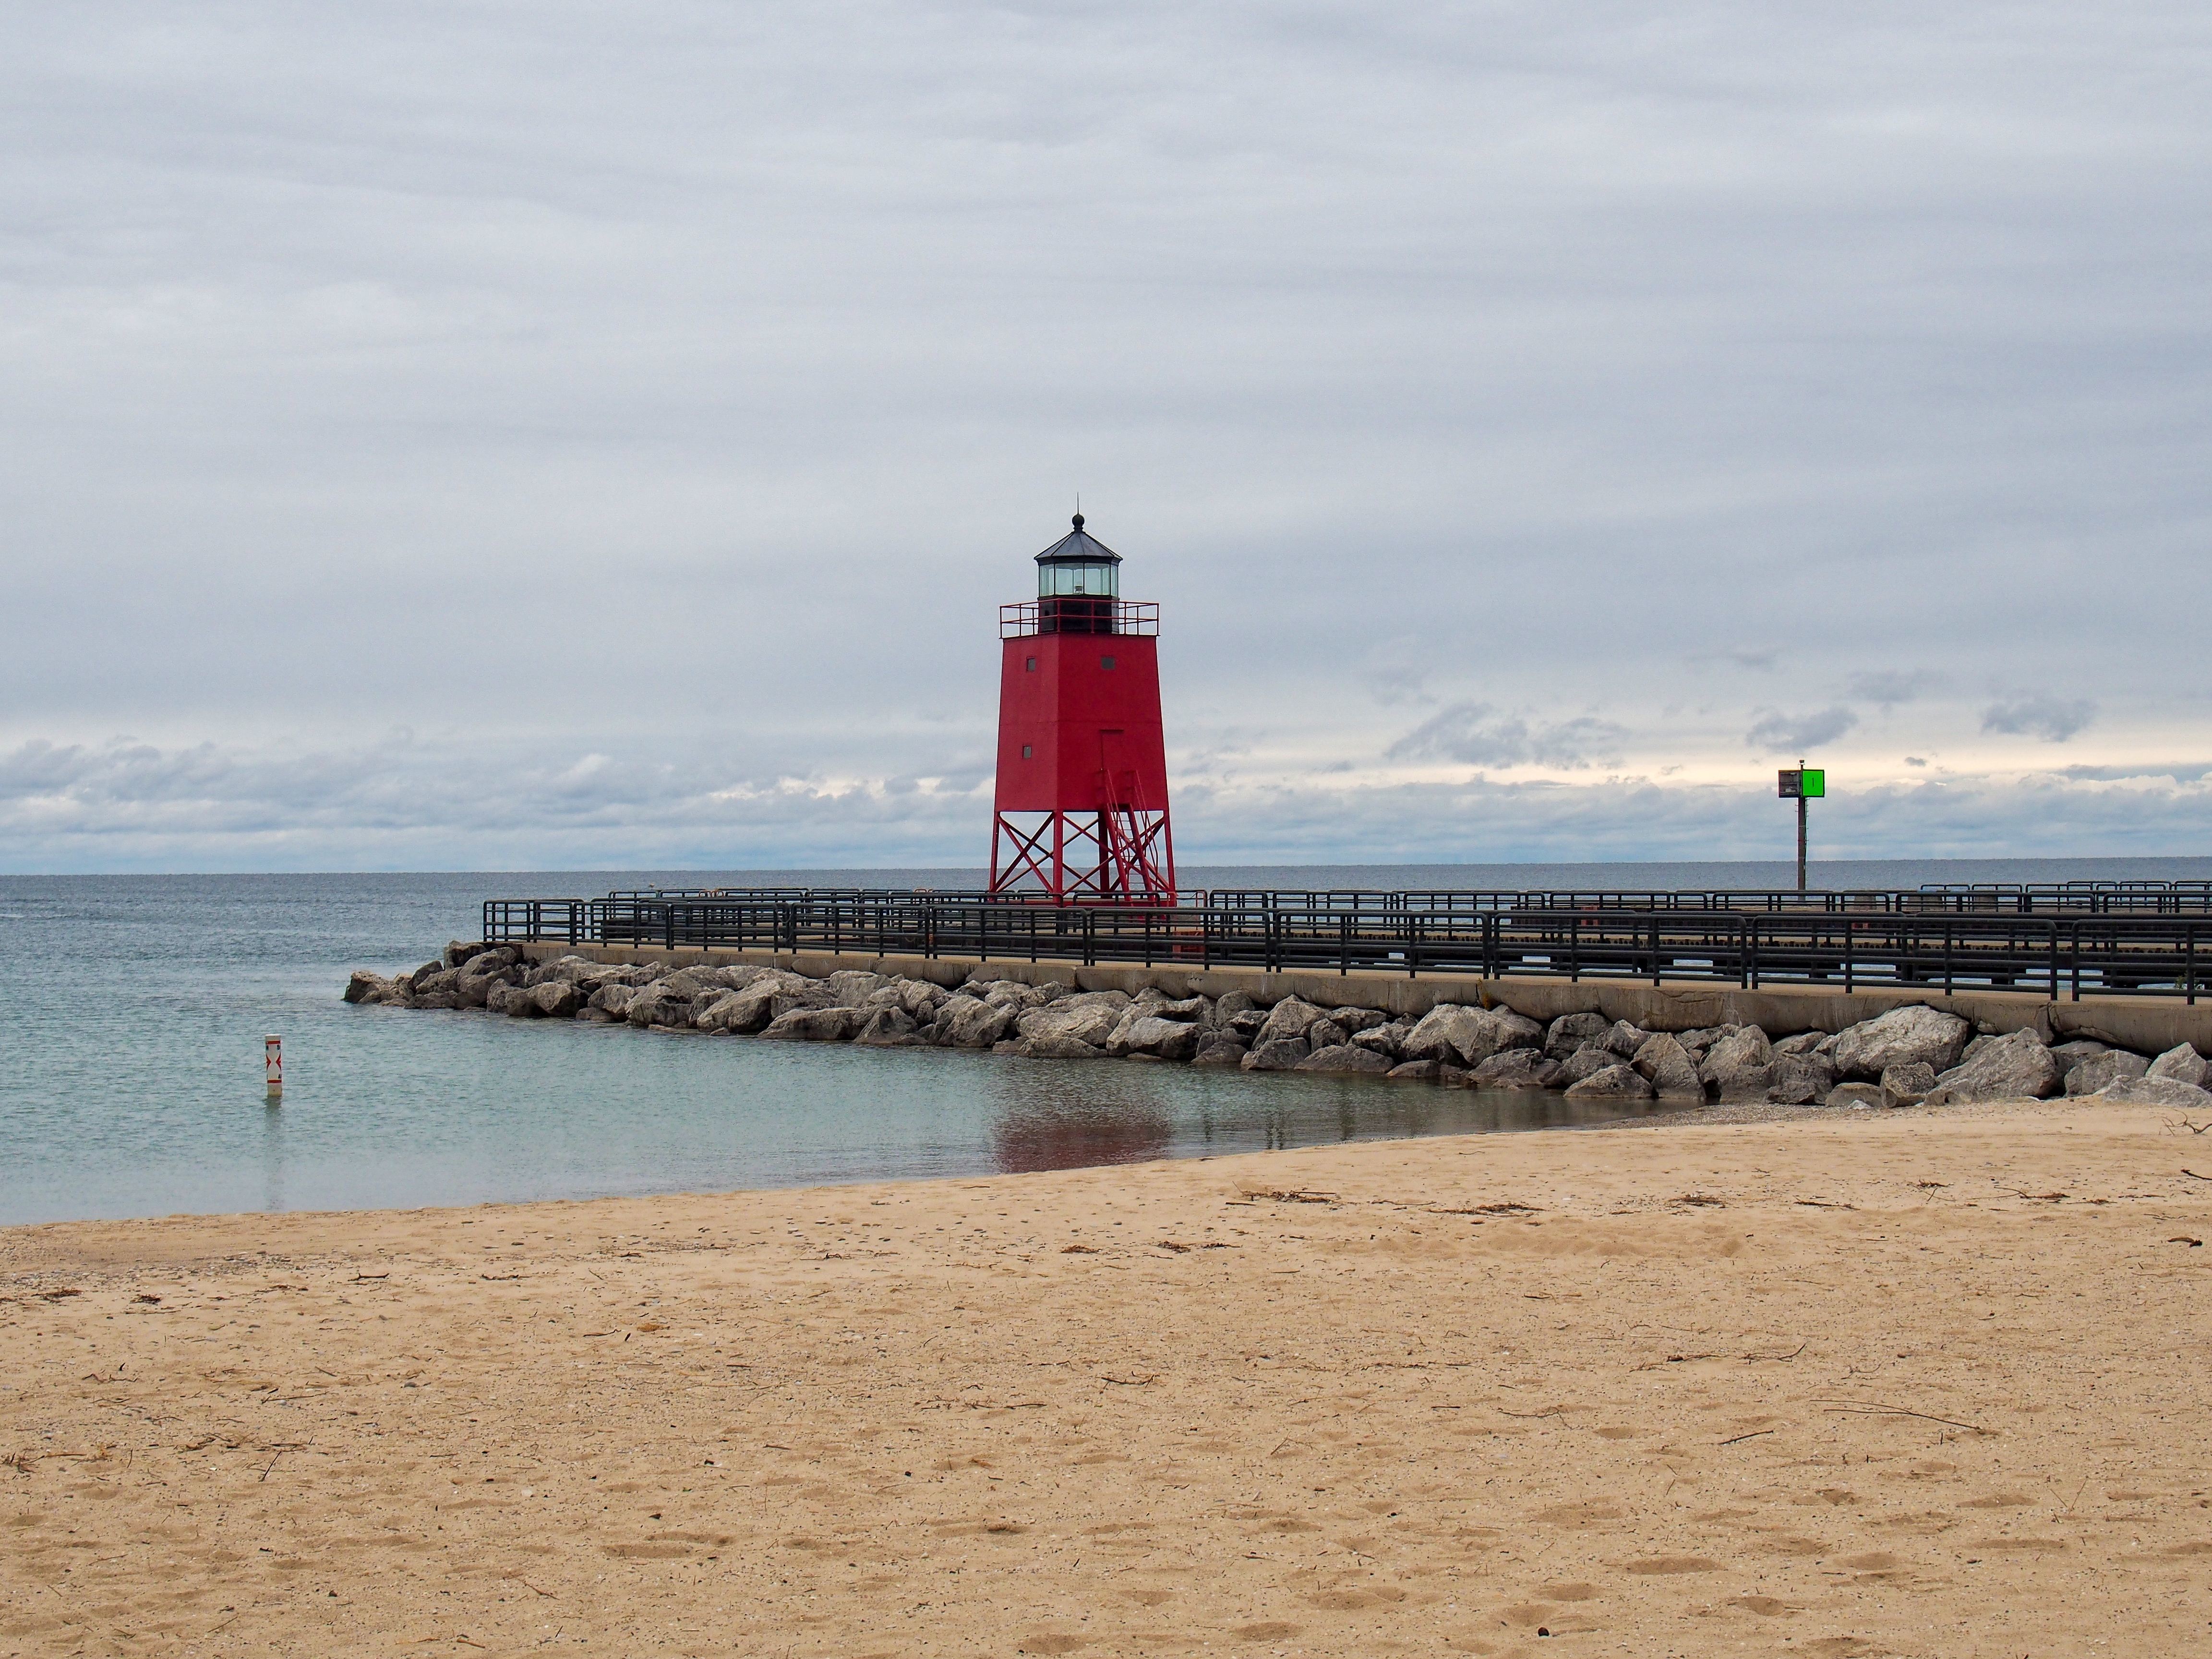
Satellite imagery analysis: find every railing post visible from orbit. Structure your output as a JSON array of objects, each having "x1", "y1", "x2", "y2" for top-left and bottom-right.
[
  {"x1": 1844, "y1": 920, "x2": 1853, "y2": 994},
  {"x1": 1650, "y1": 916, "x2": 1660, "y2": 987},
  {"x1": 2048, "y1": 923, "x2": 2058, "y2": 1002},
  {"x1": 1340, "y1": 912, "x2": 1350, "y2": 976},
  {"x1": 2189, "y1": 923, "x2": 2197, "y2": 1007},
  {"x1": 1409, "y1": 915, "x2": 1420, "y2": 979},
  {"x1": 1568, "y1": 916, "x2": 1578, "y2": 984},
  {"x1": 1943, "y1": 921, "x2": 1953, "y2": 997}
]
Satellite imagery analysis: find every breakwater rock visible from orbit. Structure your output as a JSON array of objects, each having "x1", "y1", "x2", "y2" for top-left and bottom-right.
[{"x1": 343, "y1": 946, "x2": 2212, "y2": 1110}]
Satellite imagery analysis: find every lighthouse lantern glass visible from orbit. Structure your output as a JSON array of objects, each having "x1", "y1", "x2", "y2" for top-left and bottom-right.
[{"x1": 1040, "y1": 561, "x2": 1119, "y2": 599}]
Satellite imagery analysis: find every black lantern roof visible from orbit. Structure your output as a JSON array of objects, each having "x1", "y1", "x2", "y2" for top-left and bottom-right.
[{"x1": 1034, "y1": 513, "x2": 1122, "y2": 567}]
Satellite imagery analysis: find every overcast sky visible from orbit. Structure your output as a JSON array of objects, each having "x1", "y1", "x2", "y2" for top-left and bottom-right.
[{"x1": 3, "y1": 1, "x2": 2208, "y2": 871}]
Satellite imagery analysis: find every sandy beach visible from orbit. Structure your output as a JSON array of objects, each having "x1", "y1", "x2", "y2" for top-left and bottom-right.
[{"x1": 6, "y1": 1100, "x2": 2212, "y2": 1657}]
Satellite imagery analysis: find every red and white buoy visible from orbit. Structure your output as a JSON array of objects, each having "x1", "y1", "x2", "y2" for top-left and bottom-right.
[{"x1": 265, "y1": 1035, "x2": 283, "y2": 1101}]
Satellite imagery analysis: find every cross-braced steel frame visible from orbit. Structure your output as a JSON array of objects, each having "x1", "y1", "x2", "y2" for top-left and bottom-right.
[{"x1": 989, "y1": 801, "x2": 1176, "y2": 906}]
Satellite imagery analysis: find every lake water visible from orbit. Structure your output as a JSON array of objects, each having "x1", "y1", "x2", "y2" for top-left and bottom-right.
[{"x1": 7, "y1": 857, "x2": 2207, "y2": 1226}]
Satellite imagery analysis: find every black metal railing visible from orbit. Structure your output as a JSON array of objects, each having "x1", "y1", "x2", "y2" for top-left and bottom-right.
[{"x1": 480, "y1": 892, "x2": 2212, "y2": 1002}]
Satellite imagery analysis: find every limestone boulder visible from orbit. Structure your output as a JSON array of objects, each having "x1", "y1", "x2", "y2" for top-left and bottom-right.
[
  {"x1": 1114, "y1": 1017, "x2": 1203, "y2": 1062},
  {"x1": 2065, "y1": 1049, "x2": 2148, "y2": 1097},
  {"x1": 1401, "y1": 1004, "x2": 1503, "y2": 1067},
  {"x1": 1225, "y1": 1007, "x2": 1271, "y2": 1041},
  {"x1": 818, "y1": 970, "x2": 888, "y2": 1006},
  {"x1": 588, "y1": 982, "x2": 639, "y2": 1019},
  {"x1": 1008, "y1": 1032, "x2": 1106, "y2": 1060},
  {"x1": 1564, "y1": 1064, "x2": 1655, "y2": 1101},
  {"x1": 1256, "y1": 997, "x2": 1329, "y2": 1048},
  {"x1": 1470, "y1": 1050, "x2": 1567, "y2": 1091},
  {"x1": 1699, "y1": 1026, "x2": 1772, "y2": 1092},
  {"x1": 704, "y1": 975, "x2": 810, "y2": 1034},
  {"x1": 1488, "y1": 1008, "x2": 1545, "y2": 1051},
  {"x1": 1191, "y1": 1035, "x2": 1249, "y2": 1067},
  {"x1": 1242, "y1": 1036, "x2": 1312, "y2": 1072},
  {"x1": 935, "y1": 997, "x2": 1019, "y2": 1049},
  {"x1": 2048, "y1": 1039, "x2": 2110, "y2": 1081},
  {"x1": 1384, "y1": 1058, "x2": 1450, "y2": 1082},
  {"x1": 898, "y1": 978, "x2": 952, "y2": 1019},
  {"x1": 1765, "y1": 1054, "x2": 1838, "y2": 1105},
  {"x1": 1599, "y1": 1020, "x2": 1651, "y2": 1058},
  {"x1": 625, "y1": 986, "x2": 694, "y2": 1029},
  {"x1": 1544, "y1": 1012, "x2": 1611, "y2": 1060},
  {"x1": 1559, "y1": 1045, "x2": 1621, "y2": 1086},
  {"x1": 1329, "y1": 1007, "x2": 1390, "y2": 1037},
  {"x1": 1824, "y1": 1083, "x2": 1886, "y2": 1109},
  {"x1": 531, "y1": 980, "x2": 583, "y2": 1019},
  {"x1": 1154, "y1": 995, "x2": 1211, "y2": 1022},
  {"x1": 1296, "y1": 1044, "x2": 1394, "y2": 1075},
  {"x1": 1017, "y1": 992, "x2": 1132, "y2": 1050},
  {"x1": 1214, "y1": 989, "x2": 1259, "y2": 1020},
  {"x1": 974, "y1": 978, "x2": 1054, "y2": 1012},
  {"x1": 461, "y1": 948, "x2": 519, "y2": 977},
  {"x1": 1630, "y1": 1033, "x2": 1705, "y2": 1100},
  {"x1": 1351, "y1": 1023, "x2": 1404, "y2": 1061},
  {"x1": 343, "y1": 970, "x2": 391, "y2": 1005},
  {"x1": 1924, "y1": 1029, "x2": 2059, "y2": 1106},
  {"x1": 854, "y1": 1007, "x2": 921, "y2": 1046},
  {"x1": 1829, "y1": 1006, "x2": 1972, "y2": 1081},
  {"x1": 413, "y1": 968, "x2": 460, "y2": 998},
  {"x1": 1772, "y1": 1031, "x2": 1827, "y2": 1058},
  {"x1": 487, "y1": 983, "x2": 531, "y2": 1017},
  {"x1": 1880, "y1": 1061, "x2": 1936, "y2": 1107},
  {"x1": 2094, "y1": 1075, "x2": 2212, "y2": 1109},
  {"x1": 763, "y1": 1006, "x2": 861, "y2": 1042},
  {"x1": 2147, "y1": 1044, "x2": 2209, "y2": 1087}
]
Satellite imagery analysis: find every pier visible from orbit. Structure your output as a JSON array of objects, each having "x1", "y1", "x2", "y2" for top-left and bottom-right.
[
  {"x1": 470, "y1": 881, "x2": 2212, "y2": 1057},
  {"x1": 482, "y1": 883, "x2": 2212, "y2": 1006}
]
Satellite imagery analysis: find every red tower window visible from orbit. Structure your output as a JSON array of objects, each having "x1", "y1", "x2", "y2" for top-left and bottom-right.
[{"x1": 988, "y1": 515, "x2": 1175, "y2": 906}]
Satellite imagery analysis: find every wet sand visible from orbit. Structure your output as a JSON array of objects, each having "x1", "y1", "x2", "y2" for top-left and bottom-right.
[{"x1": 5, "y1": 1098, "x2": 2211, "y2": 1656}]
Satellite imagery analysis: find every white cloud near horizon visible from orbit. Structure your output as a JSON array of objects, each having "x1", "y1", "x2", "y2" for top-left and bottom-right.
[{"x1": 2, "y1": 2, "x2": 2208, "y2": 870}]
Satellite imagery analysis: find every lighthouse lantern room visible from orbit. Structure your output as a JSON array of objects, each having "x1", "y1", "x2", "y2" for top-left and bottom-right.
[{"x1": 989, "y1": 516, "x2": 1176, "y2": 904}]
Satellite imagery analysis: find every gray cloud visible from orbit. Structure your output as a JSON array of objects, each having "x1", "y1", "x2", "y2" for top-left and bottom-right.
[
  {"x1": 1846, "y1": 670, "x2": 1947, "y2": 709},
  {"x1": 1744, "y1": 707, "x2": 1859, "y2": 754},
  {"x1": 0, "y1": 4, "x2": 2206, "y2": 867},
  {"x1": 1385, "y1": 704, "x2": 1627, "y2": 769},
  {"x1": 1982, "y1": 697, "x2": 2097, "y2": 743},
  {"x1": 9, "y1": 731, "x2": 2212, "y2": 871}
]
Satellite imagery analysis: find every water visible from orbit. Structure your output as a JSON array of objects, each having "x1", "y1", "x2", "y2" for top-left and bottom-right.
[{"x1": 9, "y1": 857, "x2": 2209, "y2": 1226}]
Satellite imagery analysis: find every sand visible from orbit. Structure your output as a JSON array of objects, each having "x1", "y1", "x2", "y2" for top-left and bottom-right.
[{"x1": 6, "y1": 1100, "x2": 2212, "y2": 1657}]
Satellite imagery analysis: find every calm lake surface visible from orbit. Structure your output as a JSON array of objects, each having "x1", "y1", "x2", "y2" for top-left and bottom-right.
[{"x1": 7, "y1": 858, "x2": 2206, "y2": 1226}]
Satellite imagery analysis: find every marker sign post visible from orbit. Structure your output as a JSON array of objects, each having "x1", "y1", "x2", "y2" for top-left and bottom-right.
[{"x1": 1776, "y1": 765, "x2": 1825, "y2": 895}]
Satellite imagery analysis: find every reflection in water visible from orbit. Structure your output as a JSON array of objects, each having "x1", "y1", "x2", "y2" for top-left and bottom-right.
[
  {"x1": 992, "y1": 1096, "x2": 1173, "y2": 1173},
  {"x1": 983, "y1": 1061, "x2": 1682, "y2": 1177},
  {"x1": 261, "y1": 1102, "x2": 287, "y2": 1214}
]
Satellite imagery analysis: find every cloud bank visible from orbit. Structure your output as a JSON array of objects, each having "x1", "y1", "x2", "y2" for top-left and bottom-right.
[{"x1": 2, "y1": 2, "x2": 2208, "y2": 868}]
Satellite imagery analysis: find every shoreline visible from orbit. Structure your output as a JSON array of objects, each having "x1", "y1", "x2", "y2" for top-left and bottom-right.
[
  {"x1": 0, "y1": 1096, "x2": 1800, "y2": 1236},
  {"x1": 7, "y1": 1096, "x2": 2206, "y2": 1655}
]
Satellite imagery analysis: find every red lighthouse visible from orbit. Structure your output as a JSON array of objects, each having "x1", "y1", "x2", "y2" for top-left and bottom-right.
[{"x1": 988, "y1": 515, "x2": 1176, "y2": 904}]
